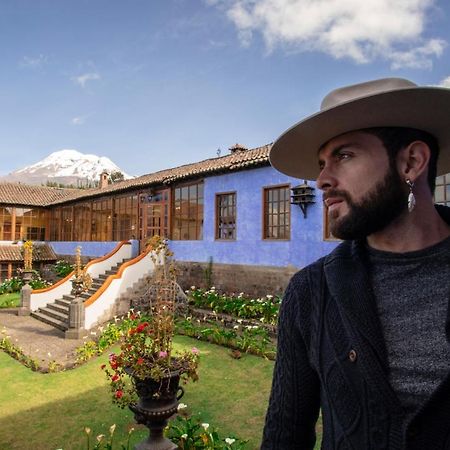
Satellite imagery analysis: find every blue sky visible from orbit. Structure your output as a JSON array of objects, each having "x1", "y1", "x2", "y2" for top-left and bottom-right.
[{"x1": 1, "y1": 0, "x2": 449, "y2": 177}]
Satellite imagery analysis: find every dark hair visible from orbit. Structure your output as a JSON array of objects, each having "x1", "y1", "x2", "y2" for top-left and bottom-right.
[{"x1": 364, "y1": 127, "x2": 439, "y2": 193}]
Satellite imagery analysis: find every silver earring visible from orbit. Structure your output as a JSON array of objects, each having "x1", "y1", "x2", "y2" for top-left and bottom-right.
[{"x1": 406, "y1": 179, "x2": 415, "y2": 212}]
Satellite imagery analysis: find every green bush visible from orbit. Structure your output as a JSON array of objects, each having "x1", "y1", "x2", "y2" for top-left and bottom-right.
[
  {"x1": 186, "y1": 287, "x2": 281, "y2": 325},
  {"x1": 54, "y1": 259, "x2": 74, "y2": 278},
  {"x1": 0, "y1": 271, "x2": 52, "y2": 294}
]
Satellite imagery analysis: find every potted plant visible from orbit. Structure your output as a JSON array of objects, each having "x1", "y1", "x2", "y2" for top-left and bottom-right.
[{"x1": 103, "y1": 236, "x2": 199, "y2": 450}]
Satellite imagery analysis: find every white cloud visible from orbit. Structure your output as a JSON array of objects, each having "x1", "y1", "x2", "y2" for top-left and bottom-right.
[
  {"x1": 438, "y1": 76, "x2": 450, "y2": 88},
  {"x1": 72, "y1": 72, "x2": 101, "y2": 88},
  {"x1": 20, "y1": 54, "x2": 47, "y2": 68},
  {"x1": 71, "y1": 116, "x2": 85, "y2": 125},
  {"x1": 211, "y1": 0, "x2": 446, "y2": 69}
]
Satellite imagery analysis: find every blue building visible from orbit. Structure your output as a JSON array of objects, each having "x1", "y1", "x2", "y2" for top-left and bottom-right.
[{"x1": 0, "y1": 143, "x2": 340, "y2": 294}]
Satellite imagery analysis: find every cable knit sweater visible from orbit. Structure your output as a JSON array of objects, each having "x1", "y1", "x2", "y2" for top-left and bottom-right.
[{"x1": 261, "y1": 205, "x2": 450, "y2": 450}]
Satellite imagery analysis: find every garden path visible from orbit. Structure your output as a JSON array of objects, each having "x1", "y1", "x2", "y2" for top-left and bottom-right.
[{"x1": 0, "y1": 308, "x2": 87, "y2": 371}]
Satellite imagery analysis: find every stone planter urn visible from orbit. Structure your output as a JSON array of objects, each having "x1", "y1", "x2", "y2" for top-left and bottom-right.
[
  {"x1": 17, "y1": 270, "x2": 34, "y2": 316},
  {"x1": 128, "y1": 369, "x2": 184, "y2": 450}
]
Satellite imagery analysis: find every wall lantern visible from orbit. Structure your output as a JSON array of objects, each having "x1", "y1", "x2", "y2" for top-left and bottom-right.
[{"x1": 291, "y1": 181, "x2": 315, "y2": 218}]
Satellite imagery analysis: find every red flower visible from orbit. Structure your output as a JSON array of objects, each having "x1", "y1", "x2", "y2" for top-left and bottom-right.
[
  {"x1": 115, "y1": 390, "x2": 123, "y2": 399},
  {"x1": 111, "y1": 374, "x2": 120, "y2": 382},
  {"x1": 110, "y1": 361, "x2": 118, "y2": 370},
  {"x1": 137, "y1": 357, "x2": 144, "y2": 365}
]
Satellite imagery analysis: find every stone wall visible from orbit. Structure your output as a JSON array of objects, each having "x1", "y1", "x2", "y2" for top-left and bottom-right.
[{"x1": 175, "y1": 260, "x2": 299, "y2": 297}]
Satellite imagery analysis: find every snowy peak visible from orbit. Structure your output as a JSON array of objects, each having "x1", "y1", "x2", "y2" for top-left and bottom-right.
[{"x1": 2, "y1": 149, "x2": 133, "y2": 186}]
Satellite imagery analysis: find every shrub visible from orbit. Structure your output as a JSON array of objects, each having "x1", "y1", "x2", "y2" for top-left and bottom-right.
[{"x1": 53, "y1": 259, "x2": 74, "y2": 278}]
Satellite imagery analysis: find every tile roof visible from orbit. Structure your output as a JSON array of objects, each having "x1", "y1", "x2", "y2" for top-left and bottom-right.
[
  {"x1": 0, "y1": 183, "x2": 76, "y2": 207},
  {"x1": 0, "y1": 144, "x2": 272, "y2": 207},
  {"x1": 0, "y1": 243, "x2": 58, "y2": 262}
]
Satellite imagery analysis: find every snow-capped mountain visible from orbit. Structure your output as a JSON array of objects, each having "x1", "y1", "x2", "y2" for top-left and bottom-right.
[{"x1": 1, "y1": 149, "x2": 133, "y2": 186}]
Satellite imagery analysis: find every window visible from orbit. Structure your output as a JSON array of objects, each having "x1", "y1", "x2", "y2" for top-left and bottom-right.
[
  {"x1": 263, "y1": 185, "x2": 290, "y2": 240},
  {"x1": 172, "y1": 182, "x2": 204, "y2": 240},
  {"x1": 113, "y1": 195, "x2": 138, "y2": 240},
  {"x1": 216, "y1": 192, "x2": 236, "y2": 240},
  {"x1": 15, "y1": 207, "x2": 48, "y2": 241},
  {"x1": 435, "y1": 173, "x2": 450, "y2": 207},
  {"x1": 91, "y1": 198, "x2": 112, "y2": 241},
  {"x1": 0, "y1": 207, "x2": 13, "y2": 240}
]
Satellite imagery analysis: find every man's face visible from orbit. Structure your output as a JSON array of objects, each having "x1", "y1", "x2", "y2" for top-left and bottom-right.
[{"x1": 317, "y1": 131, "x2": 408, "y2": 240}]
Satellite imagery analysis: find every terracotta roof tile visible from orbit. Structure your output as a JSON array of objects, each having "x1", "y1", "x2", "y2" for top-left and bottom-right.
[
  {"x1": 0, "y1": 183, "x2": 76, "y2": 207},
  {"x1": 0, "y1": 243, "x2": 57, "y2": 262}
]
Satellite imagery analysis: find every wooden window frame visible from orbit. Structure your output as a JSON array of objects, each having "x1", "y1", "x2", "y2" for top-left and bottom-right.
[
  {"x1": 262, "y1": 184, "x2": 291, "y2": 241},
  {"x1": 172, "y1": 181, "x2": 204, "y2": 241},
  {"x1": 215, "y1": 191, "x2": 237, "y2": 241}
]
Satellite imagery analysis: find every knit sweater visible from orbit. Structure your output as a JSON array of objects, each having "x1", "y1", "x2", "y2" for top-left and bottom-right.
[{"x1": 261, "y1": 205, "x2": 450, "y2": 450}]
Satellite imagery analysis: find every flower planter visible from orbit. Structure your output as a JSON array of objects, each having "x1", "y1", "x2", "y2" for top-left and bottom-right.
[{"x1": 129, "y1": 369, "x2": 184, "y2": 450}]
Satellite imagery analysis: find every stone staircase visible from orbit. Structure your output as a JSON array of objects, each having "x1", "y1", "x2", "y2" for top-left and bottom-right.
[{"x1": 30, "y1": 259, "x2": 130, "y2": 331}]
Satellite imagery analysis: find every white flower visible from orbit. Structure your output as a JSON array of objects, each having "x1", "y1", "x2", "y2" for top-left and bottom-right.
[
  {"x1": 47, "y1": 352, "x2": 52, "y2": 357},
  {"x1": 201, "y1": 423, "x2": 209, "y2": 430},
  {"x1": 237, "y1": 319, "x2": 242, "y2": 324},
  {"x1": 266, "y1": 294, "x2": 273, "y2": 299},
  {"x1": 190, "y1": 285, "x2": 196, "y2": 290},
  {"x1": 233, "y1": 325, "x2": 239, "y2": 329},
  {"x1": 181, "y1": 434, "x2": 188, "y2": 439},
  {"x1": 96, "y1": 434, "x2": 105, "y2": 442},
  {"x1": 109, "y1": 424, "x2": 116, "y2": 435},
  {"x1": 177, "y1": 403, "x2": 188, "y2": 410},
  {"x1": 225, "y1": 438, "x2": 236, "y2": 445}
]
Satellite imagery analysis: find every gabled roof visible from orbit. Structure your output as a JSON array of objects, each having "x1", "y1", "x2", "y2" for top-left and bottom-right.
[
  {"x1": 0, "y1": 243, "x2": 57, "y2": 262},
  {"x1": 0, "y1": 144, "x2": 272, "y2": 207}
]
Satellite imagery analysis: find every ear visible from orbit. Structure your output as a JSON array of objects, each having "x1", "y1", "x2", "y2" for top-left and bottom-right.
[{"x1": 396, "y1": 141, "x2": 431, "y2": 182}]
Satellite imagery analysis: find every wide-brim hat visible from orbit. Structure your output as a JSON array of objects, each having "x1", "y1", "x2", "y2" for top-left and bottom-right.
[{"x1": 269, "y1": 78, "x2": 450, "y2": 179}]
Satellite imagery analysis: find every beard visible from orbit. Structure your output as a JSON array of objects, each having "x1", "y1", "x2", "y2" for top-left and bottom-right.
[{"x1": 326, "y1": 165, "x2": 408, "y2": 240}]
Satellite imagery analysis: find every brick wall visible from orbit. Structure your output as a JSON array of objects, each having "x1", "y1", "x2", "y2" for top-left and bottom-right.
[{"x1": 174, "y1": 261, "x2": 298, "y2": 297}]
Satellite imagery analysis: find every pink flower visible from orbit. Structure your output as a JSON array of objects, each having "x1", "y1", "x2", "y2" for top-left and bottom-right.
[
  {"x1": 158, "y1": 351, "x2": 168, "y2": 358},
  {"x1": 191, "y1": 347, "x2": 199, "y2": 354}
]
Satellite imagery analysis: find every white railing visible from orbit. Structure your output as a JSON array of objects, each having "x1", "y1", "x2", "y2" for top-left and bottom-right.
[
  {"x1": 84, "y1": 250, "x2": 159, "y2": 329},
  {"x1": 30, "y1": 241, "x2": 133, "y2": 311}
]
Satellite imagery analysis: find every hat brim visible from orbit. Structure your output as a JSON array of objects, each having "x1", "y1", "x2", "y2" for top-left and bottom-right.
[{"x1": 269, "y1": 86, "x2": 450, "y2": 179}]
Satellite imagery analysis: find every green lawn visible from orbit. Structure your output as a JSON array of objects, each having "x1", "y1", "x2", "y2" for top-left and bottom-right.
[
  {"x1": 0, "y1": 293, "x2": 20, "y2": 308},
  {"x1": 0, "y1": 335, "x2": 274, "y2": 449}
]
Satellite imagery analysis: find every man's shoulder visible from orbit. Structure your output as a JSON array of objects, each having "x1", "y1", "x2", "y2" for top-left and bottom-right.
[{"x1": 288, "y1": 240, "x2": 360, "y2": 290}]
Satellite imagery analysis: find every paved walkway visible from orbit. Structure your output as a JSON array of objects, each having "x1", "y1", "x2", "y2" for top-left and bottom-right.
[{"x1": 0, "y1": 308, "x2": 89, "y2": 371}]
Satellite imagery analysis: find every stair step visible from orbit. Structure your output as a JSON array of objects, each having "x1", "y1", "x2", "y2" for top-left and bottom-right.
[
  {"x1": 30, "y1": 311, "x2": 68, "y2": 331},
  {"x1": 80, "y1": 293, "x2": 91, "y2": 299},
  {"x1": 46, "y1": 303, "x2": 69, "y2": 314},
  {"x1": 39, "y1": 307, "x2": 69, "y2": 322},
  {"x1": 55, "y1": 298, "x2": 71, "y2": 307},
  {"x1": 98, "y1": 274, "x2": 108, "y2": 280},
  {"x1": 105, "y1": 270, "x2": 118, "y2": 275}
]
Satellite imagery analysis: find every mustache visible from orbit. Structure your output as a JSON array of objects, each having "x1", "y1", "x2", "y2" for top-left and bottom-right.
[{"x1": 322, "y1": 189, "x2": 352, "y2": 204}]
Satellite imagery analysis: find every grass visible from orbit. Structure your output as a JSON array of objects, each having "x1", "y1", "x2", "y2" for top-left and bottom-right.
[
  {"x1": 0, "y1": 293, "x2": 20, "y2": 308},
  {"x1": 0, "y1": 335, "x2": 274, "y2": 449}
]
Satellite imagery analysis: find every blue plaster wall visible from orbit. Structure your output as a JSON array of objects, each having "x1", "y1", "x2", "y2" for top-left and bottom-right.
[
  {"x1": 169, "y1": 166, "x2": 339, "y2": 269},
  {"x1": 49, "y1": 240, "x2": 140, "y2": 258}
]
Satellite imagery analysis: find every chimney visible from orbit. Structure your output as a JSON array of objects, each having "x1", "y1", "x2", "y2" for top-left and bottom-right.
[
  {"x1": 99, "y1": 171, "x2": 109, "y2": 189},
  {"x1": 229, "y1": 143, "x2": 248, "y2": 154}
]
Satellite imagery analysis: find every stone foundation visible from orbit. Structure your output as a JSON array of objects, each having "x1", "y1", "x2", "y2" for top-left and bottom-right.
[{"x1": 174, "y1": 261, "x2": 299, "y2": 297}]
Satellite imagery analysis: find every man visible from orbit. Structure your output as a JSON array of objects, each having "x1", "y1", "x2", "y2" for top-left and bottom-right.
[{"x1": 261, "y1": 78, "x2": 450, "y2": 449}]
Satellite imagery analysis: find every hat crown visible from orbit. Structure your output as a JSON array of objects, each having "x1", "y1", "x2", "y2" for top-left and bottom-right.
[{"x1": 320, "y1": 77, "x2": 418, "y2": 111}]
